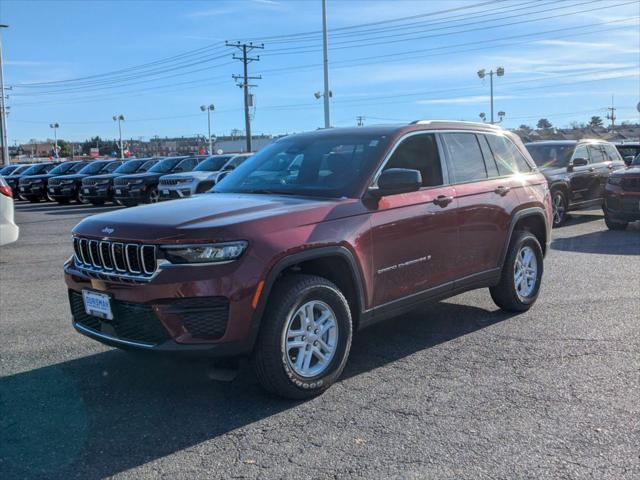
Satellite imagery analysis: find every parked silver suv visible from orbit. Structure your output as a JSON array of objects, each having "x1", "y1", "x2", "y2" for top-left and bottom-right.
[{"x1": 158, "y1": 153, "x2": 251, "y2": 200}]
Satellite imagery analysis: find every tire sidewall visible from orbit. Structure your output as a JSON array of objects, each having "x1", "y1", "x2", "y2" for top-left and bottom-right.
[
  {"x1": 508, "y1": 233, "x2": 544, "y2": 307},
  {"x1": 277, "y1": 284, "x2": 352, "y2": 393}
]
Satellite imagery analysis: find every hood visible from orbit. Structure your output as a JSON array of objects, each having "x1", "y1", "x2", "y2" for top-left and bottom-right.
[
  {"x1": 85, "y1": 173, "x2": 121, "y2": 181},
  {"x1": 73, "y1": 193, "x2": 360, "y2": 243},
  {"x1": 612, "y1": 166, "x2": 640, "y2": 177},
  {"x1": 54, "y1": 173, "x2": 89, "y2": 181},
  {"x1": 160, "y1": 171, "x2": 214, "y2": 181},
  {"x1": 119, "y1": 172, "x2": 162, "y2": 181},
  {"x1": 19, "y1": 173, "x2": 54, "y2": 182}
]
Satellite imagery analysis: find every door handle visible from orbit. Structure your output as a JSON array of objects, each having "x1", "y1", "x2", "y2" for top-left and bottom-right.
[
  {"x1": 588, "y1": 167, "x2": 595, "y2": 172},
  {"x1": 608, "y1": 164, "x2": 615, "y2": 170},
  {"x1": 433, "y1": 195, "x2": 454, "y2": 207},
  {"x1": 494, "y1": 185, "x2": 511, "y2": 196}
]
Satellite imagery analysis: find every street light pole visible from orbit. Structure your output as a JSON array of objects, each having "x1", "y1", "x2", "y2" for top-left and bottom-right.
[
  {"x1": 112, "y1": 114, "x2": 125, "y2": 159},
  {"x1": 321, "y1": 0, "x2": 331, "y2": 128},
  {"x1": 0, "y1": 24, "x2": 9, "y2": 165},
  {"x1": 477, "y1": 67, "x2": 504, "y2": 124},
  {"x1": 200, "y1": 104, "x2": 215, "y2": 154},
  {"x1": 49, "y1": 123, "x2": 59, "y2": 159}
]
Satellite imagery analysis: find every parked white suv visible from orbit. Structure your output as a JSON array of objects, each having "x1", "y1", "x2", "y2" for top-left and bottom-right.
[
  {"x1": 0, "y1": 175, "x2": 19, "y2": 246},
  {"x1": 158, "y1": 153, "x2": 251, "y2": 201}
]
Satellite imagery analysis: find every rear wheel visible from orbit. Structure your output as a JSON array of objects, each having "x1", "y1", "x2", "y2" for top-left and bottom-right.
[
  {"x1": 490, "y1": 231, "x2": 543, "y2": 312},
  {"x1": 604, "y1": 209, "x2": 628, "y2": 230},
  {"x1": 551, "y1": 189, "x2": 567, "y2": 227},
  {"x1": 252, "y1": 274, "x2": 353, "y2": 399}
]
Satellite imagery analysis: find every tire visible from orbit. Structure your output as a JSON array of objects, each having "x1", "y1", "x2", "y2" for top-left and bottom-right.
[
  {"x1": 252, "y1": 274, "x2": 353, "y2": 400},
  {"x1": 119, "y1": 200, "x2": 137, "y2": 207},
  {"x1": 551, "y1": 189, "x2": 567, "y2": 227},
  {"x1": 89, "y1": 199, "x2": 105, "y2": 206},
  {"x1": 27, "y1": 196, "x2": 41, "y2": 203},
  {"x1": 490, "y1": 231, "x2": 544, "y2": 312},
  {"x1": 56, "y1": 198, "x2": 70, "y2": 205},
  {"x1": 76, "y1": 192, "x2": 89, "y2": 204},
  {"x1": 147, "y1": 187, "x2": 160, "y2": 204},
  {"x1": 604, "y1": 209, "x2": 628, "y2": 230}
]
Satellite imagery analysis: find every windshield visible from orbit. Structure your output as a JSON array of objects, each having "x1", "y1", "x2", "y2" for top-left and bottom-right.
[
  {"x1": 99, "y1": 161, "x2": 121, "y2": 173},
  {"x1": 223, "y1": 155, "x2": 250, "y2": 171},
  {"x1": 50, "y1": 162, "x2": 82, "y2": 175},
  {"x1": 138, "y1": 159, "x2": 157, "y2": 172},
  {"x1": 22, "y1": 164, "x2": 50, "y2": 175},
  {"x1": 78, "y1": 161, "x2": 109, "y2": 175},
  {"x1": 114, "y1": 160, "x2": 144, "y2": 174},
  {"x1": 149, "y1": 157, "x2": 183, "y2": 173},
  {"x1": 12, "y1": 165, "x2": 31, "y2": 175},
  {"x1": 526, "y1": 144, "x2": 574, "y2": 169},
  {"x1": 0, "y1": 165, "x2": 19, "y2": 175},
  {"x1": 194, "y1": 156, "x2": 231, "y2": 172},
  {"x1": 214, "y1": 133, "x2": 391, "y2": 198}
]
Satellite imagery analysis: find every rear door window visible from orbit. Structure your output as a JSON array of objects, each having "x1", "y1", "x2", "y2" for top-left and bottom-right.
[
  {"x1": 384, "y1": 133, "x2": 443, "y2": 187},
  {"x1": 441, "y1": 133, "x2": 487, "y2": 183},
  {"x1": 477, "y1": 135, "x2": 500, "y2": 178},
  {"x1": 602, "y1": 143, "x2": 622, "y2": 162},
  {"x1": 486, "y1": 134, "x2": 532, "y2": 175}
]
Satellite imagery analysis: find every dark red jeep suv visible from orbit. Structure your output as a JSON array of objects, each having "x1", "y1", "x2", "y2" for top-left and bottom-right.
[{"x1": 64, "y1": 121, "x2": 552, "y2": 398}]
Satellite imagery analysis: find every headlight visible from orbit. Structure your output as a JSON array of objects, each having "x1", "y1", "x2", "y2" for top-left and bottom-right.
[
  {"x1": 161, "y1": 241, "x2": 248, "y2": 264},
  {"x1": 61, "y1": 179, "x2": 75, "y2": 185},
  {"x1": 608, "y1": 176, "x2": 622, "y2": 186}
]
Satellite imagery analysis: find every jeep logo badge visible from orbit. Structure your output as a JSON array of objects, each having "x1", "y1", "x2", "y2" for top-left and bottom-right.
[{"x1": 101, "y1": 227, "x2": 115, "y2": 235}]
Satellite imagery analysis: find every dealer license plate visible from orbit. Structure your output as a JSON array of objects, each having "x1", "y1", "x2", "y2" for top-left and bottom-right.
[{"x1": 82, "y1": 290, "x2": 113, "y2": 320}]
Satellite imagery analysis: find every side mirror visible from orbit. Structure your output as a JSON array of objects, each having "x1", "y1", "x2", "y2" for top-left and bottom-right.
[
  {"x1": 370, "y1": 168, "x2": 422, "y2": 198},
  {"x1": 569, "y1": 157, "x2": 588, "y2": 170},
  {"x1": 624, "y1": 155, "x2": 634, "y2": 166}
]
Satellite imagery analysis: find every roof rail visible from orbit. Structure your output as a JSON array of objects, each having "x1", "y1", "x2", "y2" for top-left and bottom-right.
[{"x1": 410, "y1": 120, "x2": 502, "y2": 129}]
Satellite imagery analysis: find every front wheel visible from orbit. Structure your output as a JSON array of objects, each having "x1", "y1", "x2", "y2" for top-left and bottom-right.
[
  {"x1": 147, "y1": 187, "x2": 160, "y2": 204},
  {"x1": 27, "y1": 196, "x2": 41, "y2": 203},
  {"x1": 89, "y1": 199, "x2": 105, "y2": 206},
  {"x1": 252, "y1": 274, "x2": 353, "y2": 399},
  {"x1": 490, "y1": 231, "x2": 544, "y2": 312}
]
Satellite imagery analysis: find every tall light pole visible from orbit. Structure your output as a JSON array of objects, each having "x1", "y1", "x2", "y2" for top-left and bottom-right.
[
  {"x1": 321, "y1": 0, "x2": 331, "y2": 128},
  {"x1": 112, "y1": 114, "x2": 125, "y2": 159},
  {"x1": 49, "y1": 123, "x2": 59, "y2": 159},
  {"x1": 477, "y1": 67, "x2": 504, "y2": 124},
  {"x1": 0, "y1": 24, "x2": 9, "y2": 165},
  {"x1": 200, "y1": 104, "x2": 215, "y2": 154}
]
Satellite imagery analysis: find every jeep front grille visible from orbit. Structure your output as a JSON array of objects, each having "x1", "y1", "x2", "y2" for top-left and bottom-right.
[{"x1": 73, "y1": 236, "x2": 157, "y2": 280}]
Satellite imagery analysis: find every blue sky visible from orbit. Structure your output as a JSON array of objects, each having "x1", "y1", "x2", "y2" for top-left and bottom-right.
[{"x1": 1, "y1": 0, "x2": 639, "y2": 144}]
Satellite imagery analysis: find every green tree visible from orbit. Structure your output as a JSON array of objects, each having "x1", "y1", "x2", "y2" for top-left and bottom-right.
[
  {"x1": 588, "y1": 116, "x2": 604, "y2": 128},
  {"x1": 536, "y1": 118, "x2": 552, "y2": 130},
  {"x1": 518, "y1": 124, "x2": 532, "y2": 134}
]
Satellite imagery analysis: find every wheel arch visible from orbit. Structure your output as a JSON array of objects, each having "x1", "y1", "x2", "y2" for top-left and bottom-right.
[
  {"x1": 500, "y1": 208, "x2": 549, "y2": 267},
  {"x1": 250, "y1": 246, "x2": 366, "y2": 346}
]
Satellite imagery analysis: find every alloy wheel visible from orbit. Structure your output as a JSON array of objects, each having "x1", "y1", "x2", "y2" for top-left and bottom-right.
[
  {"x1": 149, "y1": 188, "x2": 160, "y2": 203},
  {"x1": 514, "y1": 245, "x2": 538, "y2": 301},
  {"x1": 283, "y1": 300, "x2": 338, "y2": 378},
  {"x1": 552, "y1": 192, "x2": 565, "y2": 226}
]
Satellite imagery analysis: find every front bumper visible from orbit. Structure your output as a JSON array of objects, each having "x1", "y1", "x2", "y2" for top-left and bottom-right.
[
  {"x1": 604, "y1": 188, "x2": 640, "y2": 222},
  {"x1": 113, "y1": 185, "x2": 148, "y2": 202},
  {"x1": 64, "y1": 258, "x2": 260, "y2": 356},
  {"x1": 82, "y1": 184, "x2": 113, "y2": 201},
  {"x1": 48, "y1": 184, "x2": 78, "y2": 200},
  {"x1": 158, "y1": 186, "x2": 195, "y2": 201},
  {"x1": 19, "y1": 184, "x2": 46, "y2": 198}
]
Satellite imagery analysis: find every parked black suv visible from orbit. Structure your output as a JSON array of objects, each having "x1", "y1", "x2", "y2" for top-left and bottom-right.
[
  {"x1": 13, "y1": 163, "x2": 56, "y2": 200},
  {"x1": 48, "y1": 160, "x2": 122, "y2": 204},
  {"x1": 18, "y1": 161, "x2": 86, "y2": 202},
  {"x1": 525, "y1": 140, "x2": 625, "y2": 226},
  {"x1": 81, "y1": 158, "x2": 158, "y2": 205},
  {"x1": 3, "y1": 165, "x2": 35, "y2": 192},
  {"x1": 113, "y1": 156, "x2": 197, "y2": 207}
]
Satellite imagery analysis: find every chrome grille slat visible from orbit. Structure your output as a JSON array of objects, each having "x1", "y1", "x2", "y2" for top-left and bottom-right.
[{"x1": 73, "y1": 236, "x2": 157, "y2": 280}]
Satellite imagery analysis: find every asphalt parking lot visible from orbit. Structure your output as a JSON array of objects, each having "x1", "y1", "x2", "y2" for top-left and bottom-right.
[{"x1": 1, "y1": 201, "x2": 639, "y2": 480}]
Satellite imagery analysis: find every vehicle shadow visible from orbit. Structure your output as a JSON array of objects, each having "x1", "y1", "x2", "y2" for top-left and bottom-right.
[
  {"x1": 16, "y1": 203, "x2": 122, "y2": 216},
  {"x1": 0, "y1": 301, "x2": 512, "y2": 480},
  {"x1": 551, "y1": 226, "x2": 640, "y2": 255}
]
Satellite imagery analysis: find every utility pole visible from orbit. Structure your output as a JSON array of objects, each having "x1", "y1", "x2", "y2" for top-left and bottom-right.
[
  {"x1": 0, "y1": 24, "x2": 9, "y2": 165},
  {"x1": 356, "y1": 116, "x2": 365, "y2": 127},
  {"x1": 112, "y1": 114, "x2": 125, "y2": 159},
  {"x1": 49, "y1": 123, "x2": 59, "y2": 159},
  {"x1": 477, "y1": 67, "x2": 504, "y2": 124},
  {"x1": 321, "y1": 0, "x2": 331, "y2": 128},
  {"x1": 606, "y1": 95, "x2": 616, "y2": 133},
  {"x1": 227, "y1": 41, "x2": 263, "y2": 152}
]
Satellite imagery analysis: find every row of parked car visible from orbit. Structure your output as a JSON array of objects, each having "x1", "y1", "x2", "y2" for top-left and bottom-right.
[{"x1": 0, "y1": 153, "x2": 252, "y2": 207}]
